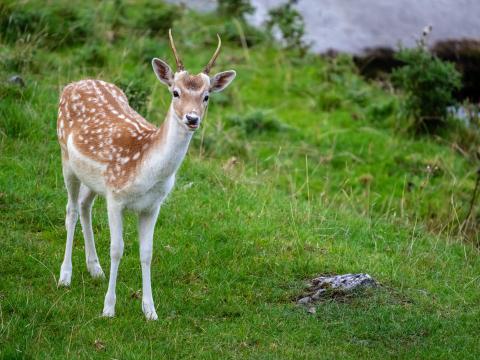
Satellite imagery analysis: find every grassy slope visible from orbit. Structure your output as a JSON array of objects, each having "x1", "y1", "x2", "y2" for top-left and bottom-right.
[{"x1": 1, "y1": 2, "x2": 480, "y2": 359}]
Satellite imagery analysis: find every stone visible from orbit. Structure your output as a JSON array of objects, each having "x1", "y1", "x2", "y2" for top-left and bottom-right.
[
  {"x1": 297, "y1": 273, "x2": 378, "y2": 305},
  {"x1": 7, "y1": 75, "x2": 25, "y2": 87}
]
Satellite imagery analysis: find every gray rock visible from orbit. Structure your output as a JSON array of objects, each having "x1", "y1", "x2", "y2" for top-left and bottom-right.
[
  {"x1": 8, "y1": 75, "x2": 25, "y2": 87},
  {"x1": 298, "y1": 273, "x2": 378, "y2": 305}
]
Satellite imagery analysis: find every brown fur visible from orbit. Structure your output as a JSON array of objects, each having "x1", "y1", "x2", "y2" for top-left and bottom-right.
[
  {"x1": 180, "y1": 74, "x2": 205, "y2": 90},
  {"x1": 57, "y1": 79, "x2": 162, "y2": 189},
  {"x1": 170, "y1": 72, "x2": 209, "y2": 120}
]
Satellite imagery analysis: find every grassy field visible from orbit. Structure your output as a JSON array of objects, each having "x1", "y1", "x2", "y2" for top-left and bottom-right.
[{"x1": 1, "y1": 1, "x2": 480, "y2": 358}]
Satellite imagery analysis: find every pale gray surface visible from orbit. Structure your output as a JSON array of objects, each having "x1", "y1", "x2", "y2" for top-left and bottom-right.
[
  {"x1": 298, "y1": 273, "x2": 378, "y2": 304},
  {"x1": 169, "y1": 0, "x2": 480, "y2": 54}
]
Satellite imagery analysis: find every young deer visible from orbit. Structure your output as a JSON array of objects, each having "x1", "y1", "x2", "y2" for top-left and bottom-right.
[{"x1": 57, "y1": 30, "x2": 236, "y2": 320}]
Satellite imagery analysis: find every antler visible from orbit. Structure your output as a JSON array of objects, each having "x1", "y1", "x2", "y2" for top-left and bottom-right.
[
  {"x1": 168, "y1": 28, "x2": 184, "y2": 71},
  {"x1": 203, "y1": 34, "x2": 222, "y2": 75}
]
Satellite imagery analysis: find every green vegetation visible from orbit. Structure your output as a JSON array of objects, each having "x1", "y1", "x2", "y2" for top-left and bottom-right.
[
  {"x1": 1, "y1": 1, "x2": 479, "y2": 359},
  {"x1": 266, "y1": 0, "x2": 309, "y2": 53},
  {"x1": 392, "y1": 32, "x2": 462, "y2": 132},
  {"x1": 217, "y1": 0, "x2": 255, "y2": 19}
]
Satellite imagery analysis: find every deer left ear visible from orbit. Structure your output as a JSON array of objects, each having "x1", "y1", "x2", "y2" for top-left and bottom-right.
[{"x1": 210, "y1": 70, "x2": 236, "y2": 93}]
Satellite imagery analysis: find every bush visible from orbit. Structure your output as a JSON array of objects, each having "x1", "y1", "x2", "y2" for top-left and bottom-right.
[
  {"x1": 392, "y1": 30, "x2": 462, "y2": 132},
  {"x1": 265, "y1": 0, "x2": 308, "y2": 54},
  {"x1": 217, "y1": 0, "x2": 255, "y2": 20}
]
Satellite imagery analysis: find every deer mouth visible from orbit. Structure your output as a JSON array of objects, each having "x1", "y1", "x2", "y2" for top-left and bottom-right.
[{"x1": 187, "y1": 123, "x2": 199, "y2": 130}]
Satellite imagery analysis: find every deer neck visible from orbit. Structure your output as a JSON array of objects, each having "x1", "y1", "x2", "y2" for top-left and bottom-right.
[{"x1": 144, "y1": 105, "x2": 193, "y2": 181}]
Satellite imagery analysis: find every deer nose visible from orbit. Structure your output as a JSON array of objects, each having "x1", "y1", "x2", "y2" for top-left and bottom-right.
[{"x1": 186, "y1": 114, "x2": 199, "y2": 125}]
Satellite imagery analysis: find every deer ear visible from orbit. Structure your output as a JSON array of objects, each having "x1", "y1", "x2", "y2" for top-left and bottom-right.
[
  {"x1": 210, "y1": 70, "x2": 236, "y2": 92},
  {"x1": 152, "y1": 58, "x2": 173, "y2": 87}
]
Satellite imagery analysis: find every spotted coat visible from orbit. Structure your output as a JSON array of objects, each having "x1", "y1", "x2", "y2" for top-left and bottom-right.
[{"x1": 57, "y1": 79, "x2": 161, "y2": 189}]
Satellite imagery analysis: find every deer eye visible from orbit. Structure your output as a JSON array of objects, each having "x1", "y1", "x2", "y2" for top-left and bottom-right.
[
  {"x1": 173, "y1": 90, "x2": 179, "y2": 98},
  {"x1": 203, "y1": 95, "x2": 209, "y2": 102}
]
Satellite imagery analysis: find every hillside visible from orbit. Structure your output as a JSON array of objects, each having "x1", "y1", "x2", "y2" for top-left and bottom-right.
[{"x1": 1, "y1": 1, "x2": 479, "y2": 358}]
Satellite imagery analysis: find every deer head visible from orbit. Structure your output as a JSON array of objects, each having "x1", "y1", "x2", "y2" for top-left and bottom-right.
[{"x1": 152, "y1": 29, "x2": 236, "y2": 131}]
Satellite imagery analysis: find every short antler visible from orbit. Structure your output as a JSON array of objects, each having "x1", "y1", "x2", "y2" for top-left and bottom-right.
[
  {"x1": 203, "y1": 34, "x2": 222, "y2": 75},
  {"x1": 169, "y1": 28, "x2": 184, "y2": 71}
]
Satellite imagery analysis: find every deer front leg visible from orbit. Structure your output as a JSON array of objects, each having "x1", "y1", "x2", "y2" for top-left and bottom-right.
[
  {"x1": 102, "y1": 200, "x2": 124, "y2": 318},
  {"x1": 59, "y1": 168, "x2": 80, "y2": 287},
  {"x1": 138, "y1": 206, "x2": 161, "y2": 320}
]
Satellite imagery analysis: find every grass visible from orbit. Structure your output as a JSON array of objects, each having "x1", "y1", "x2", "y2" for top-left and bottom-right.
[{"x1": 1, "y1": 1, "x2": 480, "y2": 358}]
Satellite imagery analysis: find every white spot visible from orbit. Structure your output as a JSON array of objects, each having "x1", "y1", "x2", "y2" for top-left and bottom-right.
[{"x1": 132, "y1": 152, "x2": 140, "y2": 160}]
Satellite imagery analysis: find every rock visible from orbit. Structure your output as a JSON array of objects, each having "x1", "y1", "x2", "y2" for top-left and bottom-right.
[
  {"x1": 297, "y1": 273, "x2": 378, "y2": 305},
  {"x1": 432, "y1": 39, "x2": 480, "y2": 101},
  {"x1": 353, "y1": 47, "x2": 403, "y2": 79},
  {"x1": 7, "y1": 75, "x2": 25, "y2": 87}
]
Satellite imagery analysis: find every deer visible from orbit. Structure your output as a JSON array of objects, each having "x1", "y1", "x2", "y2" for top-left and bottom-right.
[{"x1": 56, "y1": 29, "x2": 236, "y2": 320}]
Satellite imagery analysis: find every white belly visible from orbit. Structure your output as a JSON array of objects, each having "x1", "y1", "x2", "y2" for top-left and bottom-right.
[
  {"x1": 67, "y1": 137, "x2": 107, "y2": 195},
  {"x1": 66, "y1": 136, "x2": 176, "y2": 213}
]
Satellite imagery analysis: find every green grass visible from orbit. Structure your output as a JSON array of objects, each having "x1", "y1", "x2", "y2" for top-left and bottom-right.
[{"x1": 1, "y1": 1, "x2": 480, "y2": 359}]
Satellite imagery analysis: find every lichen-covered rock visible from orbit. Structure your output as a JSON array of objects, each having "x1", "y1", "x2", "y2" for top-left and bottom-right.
[{"x1": 297, "y1": 273, "x2": 378, "y2": 305}]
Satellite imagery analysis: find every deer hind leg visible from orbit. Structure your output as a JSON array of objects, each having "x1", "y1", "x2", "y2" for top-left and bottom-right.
[
  {"x1": 58, "y1": 165, "x2": 81, "y2": 286},
  {"x1": 78, "y1": 184, "x2": 104, "y2": 279},
  {"x1": 102, "y1": 199, "x2": 124, "y2": 317}
]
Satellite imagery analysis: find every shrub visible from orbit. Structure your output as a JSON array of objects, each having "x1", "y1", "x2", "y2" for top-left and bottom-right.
[
  {"x1": 265, "y1": 0, "x2": 308, "y2": 54},
  {"x1": 392, "y1": 29, "x2": 462, "y2": 132},
  {"x1": 217, "y1": 0, "x2": 255, "y2": 20}
]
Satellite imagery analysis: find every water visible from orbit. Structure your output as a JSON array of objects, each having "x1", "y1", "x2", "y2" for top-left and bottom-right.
[{"x1": 169, "y1": 0, "x2": 480, "y2": 54}]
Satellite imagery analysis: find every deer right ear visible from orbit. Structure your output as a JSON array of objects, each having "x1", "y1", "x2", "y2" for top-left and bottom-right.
[{"x1": 152, "y1": 58, "x2": 173, "y2": 87}]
